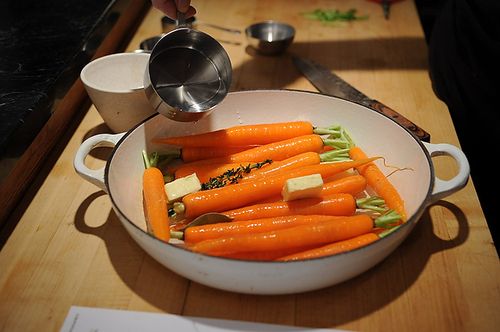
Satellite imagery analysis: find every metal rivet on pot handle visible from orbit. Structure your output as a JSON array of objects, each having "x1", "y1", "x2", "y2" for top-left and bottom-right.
[
  {"x1": 73, "y1": 133, "x2": 125, "y2": 192},
  {"x1": 423, "y1": 142, "x2": 470, "y2": 202}
]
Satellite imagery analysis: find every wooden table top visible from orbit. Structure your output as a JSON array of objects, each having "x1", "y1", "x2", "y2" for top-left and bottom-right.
[{"x1": 1, "y1": 1, "x2": 498, "y2": 331}]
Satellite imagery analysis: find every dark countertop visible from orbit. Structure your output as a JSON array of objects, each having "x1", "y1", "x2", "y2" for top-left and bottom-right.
[{"x1": 0, "y1": 0, "x2": 139, "y2": 180}]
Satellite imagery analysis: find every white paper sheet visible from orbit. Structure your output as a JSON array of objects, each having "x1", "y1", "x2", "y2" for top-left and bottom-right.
[{"x1": 60, "y1": 306, "x2": 349, "y2": 332}]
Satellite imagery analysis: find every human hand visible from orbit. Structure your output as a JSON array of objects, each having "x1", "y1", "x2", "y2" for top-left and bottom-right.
[{"x1": 151, "y1": 0, "x2": 196, "y2": 19}]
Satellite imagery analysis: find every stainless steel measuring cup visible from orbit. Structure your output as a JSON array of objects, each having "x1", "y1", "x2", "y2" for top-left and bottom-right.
[{"x1": 144, "y1": 13, "x2": 232, "y2": 122}]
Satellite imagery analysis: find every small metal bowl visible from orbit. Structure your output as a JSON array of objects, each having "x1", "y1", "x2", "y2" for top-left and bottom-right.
[
  {"x1": 245, "y1": 21, "x2": 295, "y2": 55},
  {"x1": 144, "y1": 28, "x2": 232, "y2": 122}
]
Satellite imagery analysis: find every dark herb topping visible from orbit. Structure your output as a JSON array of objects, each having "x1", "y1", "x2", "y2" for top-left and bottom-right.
[{"x1": 201, "y1": 159, "x2": 273, "y2": 190}]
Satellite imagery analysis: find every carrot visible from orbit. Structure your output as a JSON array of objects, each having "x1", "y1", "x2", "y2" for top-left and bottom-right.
[
  {"x1": 180, "y1": 157, "x2": 379, "y2": 219},
  {"x1": 207, "y1": 246, "x2": 318, "y2": 260},
  {"x1": 142, "y1": 151, "x2": 170, "y2": 242},
  {"x1": 181, "y1": 146, "x2": 255, "y2": 162},
  {"x1": 152, "y1": 121, "x2": 315, "y2": 147},
  {"x1": 349, "y1": 146, "x2": 407, "y2": 221},
  {"x1": 276, "y1": 233, "x2": 379, "y2": 261},
  {"x1": 221, "y1": 194, "x2": 356, "y2": 221},
  {"x1": 277, "y1": 223, "x2": 402, "y2": 261},
  {"x1": 189, "y1": 214, "x2": 375, "y2": 255},
  {"x1": 172, "y1": 134, "x2": 325, "y2": 173},
  {"x1": 321, "y1": 174, "x2": 367, "y2": 196},
  {"x1": 184, "y1": 215, "x2": 339, "y2": 244},
  {"x1": 239, "y1": 152, "x2": 321, "y2": 182}
]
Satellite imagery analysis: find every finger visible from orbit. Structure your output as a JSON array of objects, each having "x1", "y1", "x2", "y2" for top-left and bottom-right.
[
  {"x1": 175, "y1": 0, "x2": 191, "y2": 13},
  {"x1": 152, "y1": 0, "x2": 177, "y2": 19},
  {"x1": 185, "y1": 6, "x2": 196, "y2": 18}
]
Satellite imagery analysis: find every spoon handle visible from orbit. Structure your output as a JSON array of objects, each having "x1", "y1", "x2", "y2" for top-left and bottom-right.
[{"x1": 176, "y1": 11, "x2": 186, "y2": 27}]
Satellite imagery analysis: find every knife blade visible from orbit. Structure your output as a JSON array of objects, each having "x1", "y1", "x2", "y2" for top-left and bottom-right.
[{"x1": 292, "y1": 56, "x2": 430, "y2": 142}]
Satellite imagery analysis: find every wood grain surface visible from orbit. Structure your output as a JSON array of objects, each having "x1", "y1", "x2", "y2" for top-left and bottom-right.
[{"x1": 0, "y1": 1, "x2": 498, "y2": 331}]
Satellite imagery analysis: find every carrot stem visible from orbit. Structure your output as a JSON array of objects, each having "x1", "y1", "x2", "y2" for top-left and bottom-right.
[
  {"x1": 312, "y1": 124, "x2": 342, "y2": 135},
  {"x1": 142, "y1": 150, "x2": 154, "y2": 169},
  {"x1": 356, "y1": 196, "x2": 388, "y2": 213},
  {"x1": 319, "y1": 148, "x2": 351, "y2": 162},
  {"x1": 378, "y1": 224, "x2": 402, "y2": 238},
  {"x1": 374, "y1": 210, "x2": 402, "y2": 228}
]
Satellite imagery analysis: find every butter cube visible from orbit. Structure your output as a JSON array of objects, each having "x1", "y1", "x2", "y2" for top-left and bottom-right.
[
  {"x1": 164, "y1": 173, "x2": 201, "y2": 202},
  {"x1": 281, "y1": 174, "x2": 324, "y2": 201}
]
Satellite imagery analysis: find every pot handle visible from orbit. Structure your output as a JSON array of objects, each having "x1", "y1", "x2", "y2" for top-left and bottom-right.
[
  {"x1": 423, "y1": 141, "x2": 470, "y2": 203},
  {"x1": 73, "y1": 133, "x2": 125, "y2": 192}
]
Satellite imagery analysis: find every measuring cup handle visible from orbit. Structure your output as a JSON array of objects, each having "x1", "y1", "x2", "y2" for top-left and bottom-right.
[{"x1": 73, "y1": 133, "x2": 125, "y2": 192}]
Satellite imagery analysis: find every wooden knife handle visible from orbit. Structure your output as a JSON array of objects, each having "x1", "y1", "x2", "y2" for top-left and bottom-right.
[{"x1": 369, "y1": 100, "x2": 430, "y2": 142}]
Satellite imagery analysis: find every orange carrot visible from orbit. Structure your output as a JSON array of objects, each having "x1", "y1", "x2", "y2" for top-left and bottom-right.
[
  {"x1": 276, "y1": 233, "x2": 379, "y2": 261},
  {"x1": 172, "y1": 134, "x2": 325, "y2": 174},
  {"x1": 321, "y1": 174, "x2": 367, "y2": 196},
  {"x1": 349, "y1": 146, "x2": 406, "y2": 221},
  {"x1": 142, "y1": 155, "x2": 170, "y2": 242},
  {"x1": 184, "y1": 215, "x2": 340, "y2": 244},
  {"x1": 222, "y1": 194, "x2": 356, "y2": 221},
  {"x1": 207, "y1": 246, "x2": 318, "y2": 260},
  {"x1": 181, "y1": 146, "x2": 255, "y2": 162},
  {"x1": 152, "y1": 121, "x2": 314, "y2": 147},
  {"x1": 239, "y1": 152, "x2": 321, "y2": 182},
  {"x1": 180, "y1": 157, "x2": 379, "y2": 219},
  {"x1": 189, "y1": 214, "x2": 375, "y2": 255}
]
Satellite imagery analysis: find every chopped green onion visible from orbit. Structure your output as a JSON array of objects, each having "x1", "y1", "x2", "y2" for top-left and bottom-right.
[{"x1": 303, "y1": 8, "x2": 368, "y2": 23}]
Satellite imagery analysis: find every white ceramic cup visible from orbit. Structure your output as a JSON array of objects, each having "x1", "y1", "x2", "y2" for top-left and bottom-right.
[{"x1": 80, "y1": 52, "x2": 156, "y2": 133}]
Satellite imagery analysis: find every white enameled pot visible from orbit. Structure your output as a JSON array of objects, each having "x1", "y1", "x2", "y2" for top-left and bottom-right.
[{"x1": 74, "y1": 90, "x2": 470, "y2": 295}]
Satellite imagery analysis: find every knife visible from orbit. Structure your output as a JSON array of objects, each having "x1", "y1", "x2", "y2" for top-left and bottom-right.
[{"x1": 292, "y1": 56, "x2": 430, "y2": 142}]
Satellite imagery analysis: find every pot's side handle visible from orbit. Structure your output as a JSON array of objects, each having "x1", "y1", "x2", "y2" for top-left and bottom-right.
[
  {"x1": 73, "y1": 133, "x2": 125, "y2": 192},
  {"x1": 423, "y1": 142, "x2": 470, "y2": 203}
]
